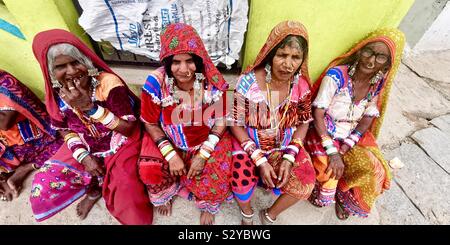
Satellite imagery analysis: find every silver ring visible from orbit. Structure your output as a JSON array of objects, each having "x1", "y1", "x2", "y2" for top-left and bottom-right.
[{"x1": 68, "y1": 87, "x2": 76, "y2": 90}]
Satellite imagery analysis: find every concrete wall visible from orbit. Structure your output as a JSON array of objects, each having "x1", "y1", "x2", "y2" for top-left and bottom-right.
[
  {"x1": 0, "y1": 0, "x2": 92, "y2": 99},
  {"x1": 242, "y1": 0, "x2": 414, "y2": 81},
  {"x1": 399, "y1": 0, "x2": 448, "y2": 48},
  {"x1": 413, "y1": 1, "x2": 450, "y2": 52}
]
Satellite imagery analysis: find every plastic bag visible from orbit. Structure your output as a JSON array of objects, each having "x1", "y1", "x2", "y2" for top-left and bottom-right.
[{"x1": 78, "y1": 0, "x2": 248, "y2": 67}]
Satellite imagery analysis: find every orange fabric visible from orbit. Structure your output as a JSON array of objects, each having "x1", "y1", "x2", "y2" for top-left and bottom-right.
[
  {"x1": 0, "y1": 127, "x2": 22, "y2": 146},
  {"x1": 94, "y1": 72, "x2": 125, "y2": 102}
]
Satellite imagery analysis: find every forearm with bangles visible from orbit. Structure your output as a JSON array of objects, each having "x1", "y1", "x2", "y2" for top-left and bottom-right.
[
  {"x1": 155, "y1": 137, "x2": 178, "y2": 162},
  {"x1": 64, "y1": 132, "x2": 90, "y2": 163},
  {"x1": 85, "y1": 104, "x2": 121, "y2": 130},
  {"x1": 196, "y1": 126, "x2": 225, "y2": 161},
  {"x1": 240, "y1": 139, "x2": 268, "y2": 167},
  {"x1": 320, "y1": 134, "x2": 339, "y2": 156},
  {"x1": 343, "y1": 129, "x2": 363, "y2": 149},
  {"x1": 282, "y1": 138, "x2": 304, "y2": 166}
]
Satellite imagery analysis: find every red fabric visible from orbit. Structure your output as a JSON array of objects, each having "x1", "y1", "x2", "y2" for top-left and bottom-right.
[
  {"x1": 139, "y1": 131, "x2": 233, "y2": 204},
  {"x1": 181, "y1": 131, "x2": 233, "y2": 203},
  {"x1": 159, "y1": 23, "x2": 228, "y2": 91},
  {"x1": 138, "y1": 132, "x2": 169, "y2": 185},
  {"x1": 140, "y1": 92, "x2": 161, "y2": 124},
  {"x1": 102, "y1": 128, "x2": 153, "y2": 224},
  {"x1": 31, "y1": 29, "x2": 140, "y2": 123},
  {"x1": 140, "y1": 67, "x2": 226, "y2": 147}
]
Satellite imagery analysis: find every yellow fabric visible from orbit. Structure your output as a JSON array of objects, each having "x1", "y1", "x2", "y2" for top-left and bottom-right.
[
  {"x1": 341, "y1": 145, "x2": 391, "y2": 211},
  {"x1": 314, "y1": 145, "x2": 390, "y2": 212},
  {"x1": 94, "y1": 72, "x2": 125, "y2": 102}
]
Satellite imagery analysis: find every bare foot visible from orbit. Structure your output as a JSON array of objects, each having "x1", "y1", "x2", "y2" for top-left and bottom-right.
[
  {"x1": 200, "y1": 211, "x2": 215, "y2": 225},
  {"x1": 156, "y1": 200, "x2": 172, "y2": 216},
  {"x1": 76, "y1": 192, "x2": 101, "y2": 220},
  {"x1": 7, "y1": 163, "x2": 34, "y2": 198},
  {"x1": 0, "y1": 182, "x2": 14, "y2": 202}
]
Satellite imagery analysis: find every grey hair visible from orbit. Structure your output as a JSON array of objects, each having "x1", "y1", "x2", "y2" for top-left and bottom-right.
[{"x1": 47, "y1": 43, "x2": 95, "y2": 80}]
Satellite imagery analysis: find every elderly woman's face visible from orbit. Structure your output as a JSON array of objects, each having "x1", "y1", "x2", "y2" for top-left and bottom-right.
[
  {"x1": 357, "y1": 41, "x2": 391, "y2": 76},
  {"x1": 171, "y1": 53, "x2": 197, "y2": 85},
  {"x1": 53, "y1": 54, "x2": 89, "y2": 89},
  {"x1": 271, "y1": 42, "x2": 304, "y2": 82}
]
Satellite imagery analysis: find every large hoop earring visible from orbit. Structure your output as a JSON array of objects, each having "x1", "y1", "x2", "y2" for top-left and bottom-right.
[
  {"x1": 370, "y1": 71, "x2": 384, "y2": 85},
  {"x1": 166, "y1": 74, "x2": 175, "y2": 94},
  {"x1": 348, "y1": 61, "x2": 358, "y2": 77},
  {"x1": 265, "y1": 63, "x2": 272, "y2": 84}
]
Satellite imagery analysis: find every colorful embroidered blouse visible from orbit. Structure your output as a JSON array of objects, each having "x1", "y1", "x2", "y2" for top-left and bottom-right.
[
  {"x1": 312, "y1": 65, "x2": 381, "y2": 140},
  {"x1": 230, "y1": 71, "x2": 313, "y2": 152},
  {"x1": 51, "y1": 72, "x2": 137, "y2": 157},
  {"x1": 141, "y1": 67, "x2": 226, "y2": 151},
  {"x1": 0, "y1": 70, "x2": 61, "y2": 173}
]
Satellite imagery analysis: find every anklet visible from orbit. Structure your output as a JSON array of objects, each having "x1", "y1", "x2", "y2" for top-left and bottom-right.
[
  {"x1": 240, "y1": 209, "x2": 254, "y2": 219},
  {"x1": 87, "y1": 193, "x2": 101, "y2": 200}
]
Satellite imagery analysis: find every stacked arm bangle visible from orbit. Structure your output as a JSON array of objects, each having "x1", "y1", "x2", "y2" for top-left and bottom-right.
[
  {"x1": 321, "y1": 135, "x2": 339, "y2": 156},
  {"x1": 88, "y1": 105, "x2": 121, "y2": 130},
  {"x1": 196, "y1": 133, "x2": 221, "y2": 162},
  {"x1": 64, "y1": 132, "x2": 90, "y2": 163}
]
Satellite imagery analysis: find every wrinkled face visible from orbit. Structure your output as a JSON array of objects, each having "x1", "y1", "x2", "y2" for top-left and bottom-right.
[
  {"x1": 171, "y1": 54, "x2": 197, "y2": 84},
  {"x1": 0, "y1": 110, "x2": 19, "y2": 130},
  {"x1": 271, "y1": 42, "x2": 304, "y2": 82},
  {"x1": 53, "y1": 54, "x2": 90, "y2": 89},
  {"x1": 357, "y1": 41, "x2": 391, "y2": 76}
]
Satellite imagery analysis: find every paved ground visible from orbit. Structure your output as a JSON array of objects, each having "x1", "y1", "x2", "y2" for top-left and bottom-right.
[{"x1": 1, "y1": 49, "x2": 449, "y2": 225}]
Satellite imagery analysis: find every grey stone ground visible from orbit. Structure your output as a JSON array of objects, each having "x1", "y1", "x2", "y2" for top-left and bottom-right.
[{"x1": 1, "y1": 50, "x2": 449, "y2": 225}]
